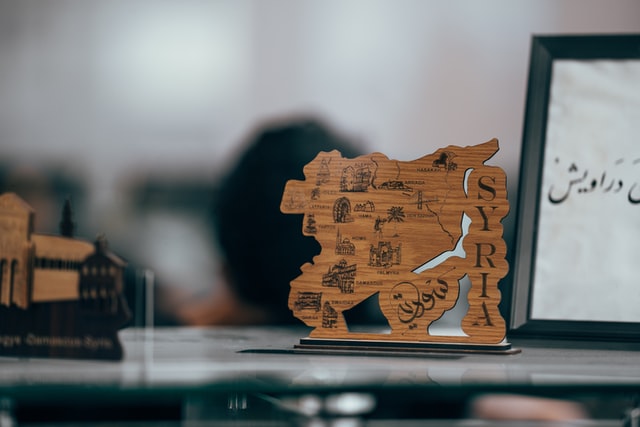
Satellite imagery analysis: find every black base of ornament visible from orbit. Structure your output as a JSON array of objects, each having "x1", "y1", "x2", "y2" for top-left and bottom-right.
[{"x1": 295, "y1": 337, "x2": 521, "y2": 356}]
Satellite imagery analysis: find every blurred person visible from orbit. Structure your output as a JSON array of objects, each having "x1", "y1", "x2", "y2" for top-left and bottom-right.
[{"x1": 170, "y1": 117, "x2": 363, "y2": 325}]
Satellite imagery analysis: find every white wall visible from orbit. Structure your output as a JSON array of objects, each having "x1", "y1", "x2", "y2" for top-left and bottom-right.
[
  {"x1": 2, "y1": 1, "x2": 640, "y2": 189},
  {"x1": 1, "y1": 0, "x2": 639, "y2": 295}
]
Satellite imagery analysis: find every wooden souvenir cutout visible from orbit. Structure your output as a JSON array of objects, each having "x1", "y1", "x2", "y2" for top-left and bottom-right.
[
  {"x1": 0, "y1": 193, "x2": 130, "y2": 360},
  {"x1": 281, "y1": 139, "x2": 513, "y2": 352}
]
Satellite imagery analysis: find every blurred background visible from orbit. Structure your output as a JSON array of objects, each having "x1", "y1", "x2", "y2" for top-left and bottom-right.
[{"x1": 1, "y1": 0, "x2": 639, "y2": 323}]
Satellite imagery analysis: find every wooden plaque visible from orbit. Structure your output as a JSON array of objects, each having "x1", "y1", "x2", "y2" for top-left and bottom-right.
[
  {"x1": 0, "y1": 193, "x2": 130, "y2": 360},
  {"x1": 281, "y1": 139, "x2": 510, "y2": 347}
]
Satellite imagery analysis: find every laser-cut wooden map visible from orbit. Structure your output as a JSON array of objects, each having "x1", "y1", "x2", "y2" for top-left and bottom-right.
[{"x1": 281, "y1": 139, "x2": 509, "y2": 348}]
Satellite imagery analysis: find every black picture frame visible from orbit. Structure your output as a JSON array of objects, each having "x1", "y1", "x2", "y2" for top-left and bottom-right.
[{"x1": 510, "y1": 34, "x2": 640, "y2": 341}]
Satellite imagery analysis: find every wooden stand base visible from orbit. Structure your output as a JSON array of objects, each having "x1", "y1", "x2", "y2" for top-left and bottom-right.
[{"x1": 295, "y1": 337, "x2": 521, "y2": 356}]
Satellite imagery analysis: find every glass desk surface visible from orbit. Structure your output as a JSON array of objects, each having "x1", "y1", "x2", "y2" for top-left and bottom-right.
[
  {"x1": 1, "y1": 326, "x2": 639, "y2": 398},
  {"x1": 0, "y1": 326, "x2": 638, "y2": 425}
]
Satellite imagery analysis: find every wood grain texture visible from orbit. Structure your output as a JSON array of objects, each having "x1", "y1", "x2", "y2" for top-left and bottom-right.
[{"x1": 281, "y1": 139, "x2": 509, "y2": 344}]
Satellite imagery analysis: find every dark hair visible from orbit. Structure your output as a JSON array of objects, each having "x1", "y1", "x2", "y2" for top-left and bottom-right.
[{"x1": 211, "y1": 118, "x2": 362, "y2": 324}]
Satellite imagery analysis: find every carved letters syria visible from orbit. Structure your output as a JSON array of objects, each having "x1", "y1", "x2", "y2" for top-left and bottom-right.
[{"x1": 281, "y1": 139, "x2": 509, "y2": 344}]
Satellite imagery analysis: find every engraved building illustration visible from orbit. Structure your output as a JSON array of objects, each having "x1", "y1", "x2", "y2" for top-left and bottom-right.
[
  {"x1": 340, "y1": 165, "x2": 371, "y2": 192},
  {"x1": 322, "y1": 259, "x2": 357, "y2": 294},
  {"x1": 335, "y1": 229, "x2": 356, "y2": 256},
  {"x1": 369, "y1": 241, "x2": 401, "y2": 268}
]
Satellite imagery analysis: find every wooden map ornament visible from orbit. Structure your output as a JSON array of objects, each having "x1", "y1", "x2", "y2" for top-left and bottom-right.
[
  {"x1": 0, "y1": 193, "x2": 130, "y2": 360},
  {"x1": 281, "y1": 139, "x2": 514, "y2": 353}
]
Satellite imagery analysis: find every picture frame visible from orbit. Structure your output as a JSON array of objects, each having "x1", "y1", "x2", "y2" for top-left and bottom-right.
[{"x1": 510, "y1": 34, "x2": 640, "y2": 340}]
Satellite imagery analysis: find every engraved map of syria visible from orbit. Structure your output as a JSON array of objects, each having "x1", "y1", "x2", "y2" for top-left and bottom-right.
[{"x1": 281, "y1": 139, "x2": 509, "y2": 344}]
